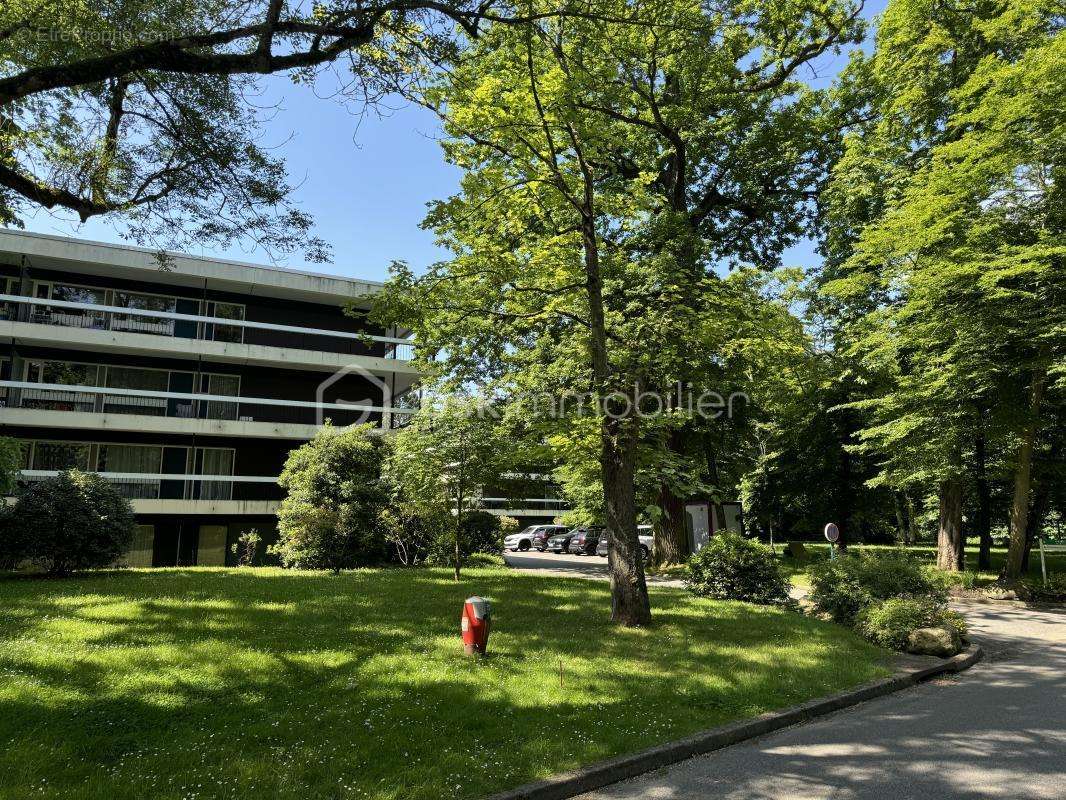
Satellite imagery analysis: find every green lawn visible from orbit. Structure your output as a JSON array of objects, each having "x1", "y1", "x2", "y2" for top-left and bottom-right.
[{"x1": 0, "y1": 566, "x2": 890, "y2": 800}]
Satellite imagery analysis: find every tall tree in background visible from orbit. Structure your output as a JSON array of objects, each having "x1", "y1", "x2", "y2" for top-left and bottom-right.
[
  {"x1": 376, "y1": 0, "x2": 863, "y2": 623},
  {"x1": 539, "y1": 0, "x2": 863, "y2": 564},
  {"x1": 820, "y1": 0, "x2": 1064, "y2": 576}
]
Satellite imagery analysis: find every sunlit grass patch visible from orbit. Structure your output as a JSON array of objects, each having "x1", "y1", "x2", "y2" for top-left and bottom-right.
[{"x1": 0, "y1": 565, "x2": 890, "y2": 800}]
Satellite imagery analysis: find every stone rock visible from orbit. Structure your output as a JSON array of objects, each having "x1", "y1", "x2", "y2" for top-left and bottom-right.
[{"x1": 906, "y1": 626, "x2": 962, "y2": 657}]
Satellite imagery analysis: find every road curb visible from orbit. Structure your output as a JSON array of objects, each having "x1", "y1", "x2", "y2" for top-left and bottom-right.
[{"x1": 485, "y1": 644, "x2": 983, "y2": 800}]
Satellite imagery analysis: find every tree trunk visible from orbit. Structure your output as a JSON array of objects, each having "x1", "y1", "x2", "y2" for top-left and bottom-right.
[
  {"x1": 937, "y1": 478, "x2": 965, "y2": 572},
  {"x1": 579, "y1": 213, "x2": 651, "y2": 626},
  {"x1": 1004, "y1": 365, "x2": 1048, "y2": 581},
  {"x1": 893, "y1": 492, "x2": 907, "y2": 545},
  {"x1": 1021, "y1": 482, "x2": 1050, "y2": 574},
  {"x1": 974, "y1": 423, "x2": 993, "y2": 571},
  {"x1": 835, "y1": 405, "x2": 855, "y2": 553},
  {"x1": 906, "y1": 493, "x2": 918, "y2": 545},
  {"x1": 454, "y1": 489, "x2": 464, "y2": 582},
  {"x1": 602, "y1": 411, "x2": 651, "y2": 626},
  {"x1": 653, "y1": 482, "x2": 688, "y2": 566}
]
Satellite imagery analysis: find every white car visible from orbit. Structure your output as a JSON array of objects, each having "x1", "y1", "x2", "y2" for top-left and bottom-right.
[
  {"x1": 595, "y1": 525, "x2": 653, "y2": 560},
  {"x1": 504, "y1": 524, "x2": 569, "y2": 552}
]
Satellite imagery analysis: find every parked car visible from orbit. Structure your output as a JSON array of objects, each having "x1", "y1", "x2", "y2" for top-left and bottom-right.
[
  {"x1": 544, "y1": 529, "x2": 578, "y2": 553},
  {"x1": 504, "y1": 524, "x2": 569, "y2": 552},
  {"x1": 596, "y1": 525, "x2": 653, "y2": 561},
  {"x1": 567, "y1": 526, "x2": 605, "y2": 556}
]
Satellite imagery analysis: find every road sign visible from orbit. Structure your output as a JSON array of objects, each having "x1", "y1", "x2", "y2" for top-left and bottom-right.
[{"x1": 824, "y1": 523, "x2": 840, "y2": 543}]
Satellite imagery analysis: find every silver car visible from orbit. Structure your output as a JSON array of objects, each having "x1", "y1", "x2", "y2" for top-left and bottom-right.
[
  {"x1": 596, "y1": 525, "x2": 652, "y2": 560},
  {"x1": 504, "y1": 524, "x2": 568, "y2": 552}
]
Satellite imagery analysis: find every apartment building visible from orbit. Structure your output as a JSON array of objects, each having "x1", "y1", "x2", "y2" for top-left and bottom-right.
[{"x1": 0, "y1": 231, "x2": 420, "y2": 567}]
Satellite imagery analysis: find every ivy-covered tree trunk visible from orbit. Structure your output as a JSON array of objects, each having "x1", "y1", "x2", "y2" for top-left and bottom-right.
[
  {"x1": 1005, "y1": 365, "x2": 1048, "y2": 581},
  {"x1": 937, "y1": 478, "x2": 965, "y2": 572}
]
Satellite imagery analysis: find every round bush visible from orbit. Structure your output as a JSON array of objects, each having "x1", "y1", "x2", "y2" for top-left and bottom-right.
[
  {"x1": 460, "y1": 510, "x2": 503, "y2": 557},
  {"x1": 685, "y1": 532, "x2": 790, "y2": 606},
  {"x1": 9, "y1": 470, "x2": 135, "y2": 575},
  {"x1": 808, "y1": 551, "x2": 947, "y2": 626},
  {"x1": 856, "y1": 597, "x2": 967, "y2": 651}
]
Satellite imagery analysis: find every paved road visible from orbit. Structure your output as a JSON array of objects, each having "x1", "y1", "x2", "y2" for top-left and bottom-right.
[
  {"x1": 503, "y1": 550, "x2": 684, "y2": 586},
  {"x1": 576, "y1": 601, "x2": 1066, "y2": 800}
]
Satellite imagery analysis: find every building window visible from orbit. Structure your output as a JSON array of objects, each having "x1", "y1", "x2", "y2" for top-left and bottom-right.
[
  {"x1": 23, "y1": 360, "x2": 98, "y2": 412},
  {"x1": 209, "y1": 302, "x2": 245, "y2": 343},
  {"x1": 113, "y1": 291, "x2": 177, "y2": 336},
  {"x1": 25, "y1": 360, "x2": 100, "y2": 386},
  {"x1": 97, "y1": 445, "x2": 163, "y2": 499},
  {"x1": 104, "y1": 366, "x2": 169, "y2": 416},
  {"x1": 0, "y1": 356, "x2": 10, "y2": 406},
  {"x1": 33, "y1": 283, "x2": 107, "y2": 329},
  {"x1": 203, "y1": 373, "x2": 240, "y2": 420},
  {"x1": 97, "y1": 444, "x2": 163, "y2": 473},
  {"x1": 28, "y1": 442, "x2": 92, "y2": 471},
  {"x1": 0, "y1": 276, "x2": 16, "y2": 320},
  {"x1": 193, "y1": 447, "x2": 234, "y2": 500}
]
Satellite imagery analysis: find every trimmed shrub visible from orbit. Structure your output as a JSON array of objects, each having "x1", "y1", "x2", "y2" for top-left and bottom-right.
[
  {"x1": 808, "y1": 550, "x2": 947, "y2": 626},
  {"x1": 686, "y1": 532, "x2": 790, "y2": 606},
  {"x1": 8, "y1": 470, "x2": 135, "y2": 575},
  {"x1": 856, "y1": 597, "x2": 967, "y2": 651}
]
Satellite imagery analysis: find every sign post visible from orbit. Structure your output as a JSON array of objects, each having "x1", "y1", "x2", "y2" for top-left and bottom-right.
[{"x1": 824, "y1": 522, "x2": 840, "y2": 560}]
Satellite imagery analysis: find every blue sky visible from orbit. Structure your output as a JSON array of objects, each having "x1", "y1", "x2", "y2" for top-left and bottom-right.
[{"x1": 21, "y1": 0, "x2": 888, "y2": 283}]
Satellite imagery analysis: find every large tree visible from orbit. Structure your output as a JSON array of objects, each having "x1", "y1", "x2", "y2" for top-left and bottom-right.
[
  {"x1": 375, "y1": 0, "x2": 863, "y2": 624},
  {"x1": 820, "y1": 0, "x2": 1064, "y2": 576}
]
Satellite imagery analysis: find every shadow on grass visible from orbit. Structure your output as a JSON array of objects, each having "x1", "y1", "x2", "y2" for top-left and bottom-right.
[{"x1": 0, "y1": 567, "x2": 890, "y2": 800}]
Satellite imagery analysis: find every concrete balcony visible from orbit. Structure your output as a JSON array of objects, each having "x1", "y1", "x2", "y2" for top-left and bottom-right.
[
  {"x1": 0, "y1": 381, "x2": 414, "y2": 437},
  {"x1": 15, "y1": 470, "x2": 282, "y2": 516},
  {"x1": 0, "y1": 293, "x2": 418, "y2": 380}
]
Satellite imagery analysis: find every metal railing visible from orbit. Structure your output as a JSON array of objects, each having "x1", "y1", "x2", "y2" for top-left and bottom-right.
[
  {"x1": 17, "y1": 471, "x2": 278, "y2": 502},
  {"x1": 12, "y1": 471, "x2": 560, "y2": 508},
  {"x1": 0, "y1": 380, "x2": 404, "y2": 428},
  {"x1": 480, "y1": 497, "x2": 570, "y2": 512},
  {"x1": 1, "y1": 293, "x2": 416, "y2": 360}
]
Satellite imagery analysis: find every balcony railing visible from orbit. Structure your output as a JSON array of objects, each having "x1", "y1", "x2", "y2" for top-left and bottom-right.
[
  {"x1": 480, "y1": 497, "x2": 571, "y2": 512},
  {"x1": 0, "y1": 293, "x2": 415, "y2": 360},
  {"x1": 12, "y1": 473, "x2": 564, "y2": 510},
  {"x1": 17, "y1": 471, "x2": 279, "y2": 502},
  {"x1": 0, "y1": 380, "x2": 410, "y2": 429}
]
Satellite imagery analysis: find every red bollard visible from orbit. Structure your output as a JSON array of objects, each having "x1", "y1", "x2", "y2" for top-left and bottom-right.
[{"x1": 461, "y1": 596, "x2": 492, "y2": 656}]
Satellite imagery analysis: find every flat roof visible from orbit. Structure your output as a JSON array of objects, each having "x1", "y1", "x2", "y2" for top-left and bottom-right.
[{"x1": 0, "y1": 230, "x2": 385, "y2": 307}]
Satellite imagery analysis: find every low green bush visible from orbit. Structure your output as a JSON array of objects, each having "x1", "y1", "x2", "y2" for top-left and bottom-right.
[
  {"x1": 686, "y1": 532, "x2": 790, "y2": 606},
  {"x1": 5, "y1": 470, "x2": 135, "y2": 575},
  {"x1": 460, "y1": 511, "x2": 503, "y2": 557},
  {"x1": 856, "y1": 597, "x2": 967, "y2": 651},
  {"x1": 923, "y1": 566, "x2": 978, "y2": 592},
  {"x1": 1016, "y1": 574, "x2": 1066, "y2": 603},
  {"x1": 808, "y1": 550, "x2": 947, "y2": 626}
]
